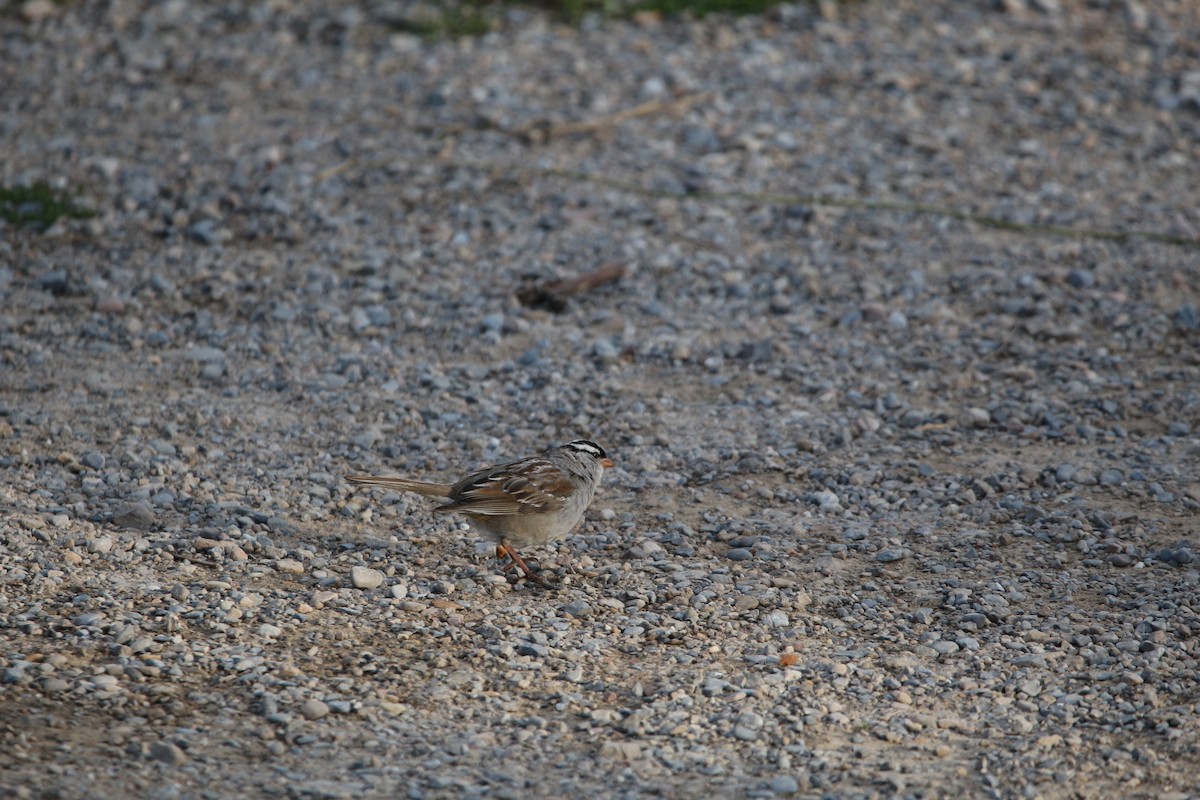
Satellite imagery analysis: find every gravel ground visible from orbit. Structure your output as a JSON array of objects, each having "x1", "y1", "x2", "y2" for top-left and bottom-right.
[{"x1": 3, "y1": 0, "x2": 1200, "y2": 797}]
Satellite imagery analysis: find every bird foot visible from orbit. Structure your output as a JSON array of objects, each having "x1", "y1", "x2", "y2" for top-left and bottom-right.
[{"x1": 496, "y1": 543, "x2": 554, "y2": 586}]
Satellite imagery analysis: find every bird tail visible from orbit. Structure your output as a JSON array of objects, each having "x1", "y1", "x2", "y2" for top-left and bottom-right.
[{"x1": 345, "y1": 475, "x2": 452, "y2": 497}]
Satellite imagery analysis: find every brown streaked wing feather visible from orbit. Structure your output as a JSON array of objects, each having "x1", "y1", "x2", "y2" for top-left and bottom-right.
[
  {"x1": 434, "y1": 491, "x2": 523, "y2": 516},
  {"x1": 497, "y1": 471, "x2": 576, "y2": 511},
  {"x1": 439, "y1": 461, "x2": 573, "y2": 516}
]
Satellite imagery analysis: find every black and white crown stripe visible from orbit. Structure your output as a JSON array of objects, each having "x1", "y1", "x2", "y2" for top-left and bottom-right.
[{"x1": 564, "y1": 440, "x2": 608, "y2": 461}]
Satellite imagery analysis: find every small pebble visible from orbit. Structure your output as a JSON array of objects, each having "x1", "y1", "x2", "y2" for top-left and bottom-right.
[
  {"x1": 300, "y1": 699, "x2": 330, "y2": 721},
  {"x1": 351, "y1": 566, "x2": 384, "y2": 589},
  {"x1": 768, "y1": 776, "x2": 799, "y2": 796},
  {"x1": 148, "y1": 741, "x2": 187, "y2": 767},
  {"x1": 88, "y1": 536, "x2": 114, "y2": 554},
  {"x1": 763, "y1": 610, "x2": 790, "y2": 627},
  {"x1": 959, "y1": 407, "x2": 990, "y2": 428},
  {"x1": 1066, "y1": 268, "x2": 1095, "y2": 289},
  {"x1": 112, "y1": 502, "x2": 156, "y2": 530}
]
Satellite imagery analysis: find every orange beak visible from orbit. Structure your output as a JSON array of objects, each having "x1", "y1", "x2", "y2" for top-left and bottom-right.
[{"x1": 601, "y1": 457, "x2": 614, "y2": 468}]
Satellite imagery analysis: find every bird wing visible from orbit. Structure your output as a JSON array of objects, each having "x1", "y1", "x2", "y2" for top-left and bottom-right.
[{"x1": 438, "y1": 460, "x2": 574, "y2": 516}]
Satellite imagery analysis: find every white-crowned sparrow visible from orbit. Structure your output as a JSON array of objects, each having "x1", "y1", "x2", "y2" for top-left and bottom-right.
[{"x1": 347, "y1": 440, "x2": 613, "y2": 582}]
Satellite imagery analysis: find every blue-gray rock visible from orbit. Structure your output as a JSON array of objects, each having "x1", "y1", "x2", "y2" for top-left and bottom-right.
[
  {"x1": 148, "y1": 741, "x2": 187, "y2": 766},
  {"x1": 185, "y1": 347, "x2": 226, "y2": 364},
  {"x1": 768, "y1": 776, "x2": 800, "y2": 796},
  {"x1": 682, "y1": 124, "x2": 721, "y2": 154},
  {"x1": 1150, "y1": 483, "x2": 1174, "y2": 502},
  {"x1": 561, "y1": 601, "x2": 593, "y2": 618},
  {"x1": 272, "y1": 303, "x2": 299, "y2": 322},
  {"x1": 593, "y1": 337, "x2": 619, "y2": 360},
  {"x1": 112, "y1": 501, "x2": 154, "y2": 531},
  {"x1": 300, "y1": 699, "x2": 329, "y2": 720},
  {"x1": 35, "y1": 269, "x2": 70, "y2": 294},
  {"x1": 1066, "y1": 269, "x2": 1095, "y2": 289},
  {"x1": 1174, "y1": 304, "x2": 1199, "y2": 332},
  {"x1": 187, "y1": 219, "x2": 221, "y2": 245},
  {"x1": 3, "y1": 666, "x2": 28, "y2": 685},
  {"x1": 516, "y1": 642, "x2": 548, "y2": 657},
  {"x1": 763, "y1": 610, "x2": 790, "y2": 627}
]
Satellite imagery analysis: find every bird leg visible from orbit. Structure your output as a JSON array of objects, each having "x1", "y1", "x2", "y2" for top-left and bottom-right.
[{"x1": 496, "y1": 542, "x2": 547, "y2": 584}]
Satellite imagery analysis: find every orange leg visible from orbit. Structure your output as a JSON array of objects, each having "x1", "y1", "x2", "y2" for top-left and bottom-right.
[{"x1": 496, "y1": 542, "x2": 547, "y2": 584}]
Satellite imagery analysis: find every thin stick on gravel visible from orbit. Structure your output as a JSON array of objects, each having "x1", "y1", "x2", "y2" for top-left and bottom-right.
[
  {"x1": 510, "y1": 92, "x2": 711, "y2": 143},
  {"x1": 517, "y1": 263, "x2": 627, "y2": 312}
]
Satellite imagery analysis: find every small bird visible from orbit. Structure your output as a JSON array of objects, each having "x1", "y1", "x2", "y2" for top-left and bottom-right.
[{"x1": 346, "y1": 440, "x2": 613, "y2": 583}]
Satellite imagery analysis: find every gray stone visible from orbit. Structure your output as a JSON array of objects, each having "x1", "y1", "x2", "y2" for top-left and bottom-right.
[
  {"x1": 350, "y1": 566, "x2": 384, "y2": 589},
  {"x1": 113, "y1": 501, "x2": 155, "y2": 530},
  {"x1": 185, "y1": 347, "x2": 226, "y2": 363},
  {"x1": 3, "y1": 666, "x2": 28, "y2": 685},
  {"x1": 516, "y1": 642, "x2": 548, "y2": 657},
  {"x1": 148, "y1": 741, "x2": 187, "y2": 766},
  {"x1": 763, "y1": 610, "x2": 790, "y2": 627},
  {"x1": 300, "y1": 699, "x2": 330, "y2": 720},
  {"x1": 1066, "y1": 269, "x2": 1095, "y2": 289},
  {"x1": 768, "y1": 776, "x2": 800, "y2": 795},
  {"x1": 88, "y1": 536, "x2": 114, "y2": 554},
  {"x1": 35, "y1": 269, "x2": 70, "y2": 293},
  {"x1": 42, "y1": 677, "x2": 71, "y2": 693},
  {"x1": 1055, "y1": 464, "x2": 1078, "y2": 482},
  {"x1": 959, "y1": 407, "x2": 990, "y2": 428}
]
